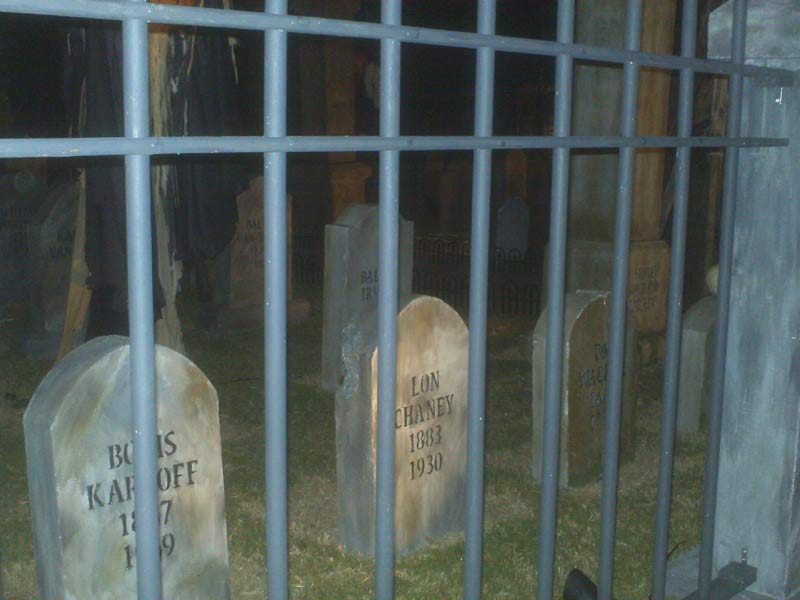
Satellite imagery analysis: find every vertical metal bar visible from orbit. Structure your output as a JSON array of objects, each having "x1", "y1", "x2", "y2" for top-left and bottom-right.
[
  {"x1": 650, "y1": 1, "x2": 698, "y2": 598},
  {"x1": 698, "y1": 0, "x2": 746, "y2": 596},
  {"x1": 464, "y1": 0, "x2": 496, "y2": 597},
  {"x1": 264, "y1": 0, "x2": 289, "y2": 598},
  {"x1": 123, "y1": 1, "x2": 161, "y2": 598},
  {"x1": 375, "y1": 0, "x2": 401, "y2": 597},
  {"x1": 597, "y1": 1, "x2": 642, "y2": 597},
  {"x1": 535, "y1": 1, "x2": 574, "y2": 598}
]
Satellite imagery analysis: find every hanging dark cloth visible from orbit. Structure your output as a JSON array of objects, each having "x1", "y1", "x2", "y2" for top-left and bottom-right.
[
  {"x1": 62, "y1": 20, "x2": 165, "y2": 322},
  {"x1": 168, "y1": 3, "x2": 244, "y2": 267}
]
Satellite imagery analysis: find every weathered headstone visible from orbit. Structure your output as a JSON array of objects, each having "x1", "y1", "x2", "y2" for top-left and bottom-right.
[
  {"x1": 495, "y1": 196, "x2": 530, "y2": 259},
  {"x1": 707, "y1": 4, "x2": 800, "y2": 598},
  {"x1": 24, "y1": 336, "x2": 229, "y2": 599},
  {"x1": 532, "y1": 291, "x2": 636, "y2": 487},
  {"x1": 222, "y1": 176, "x2": 309, "y2": 326},
  {"x1": 336, "y1": 295, "x2": 468, "y2": 555},
  {"x1": 23, "y1": 182, "x2": 80, "y2": 357},
  {"x1": 676, "y1": 295, "x2": 716, "y2": 433},
  {"x1": 542, "y1": 239, "x2": 670, "y2": 334},
  {"x1": 321, "y1": 204, "x2": 414, "y2": 392}
]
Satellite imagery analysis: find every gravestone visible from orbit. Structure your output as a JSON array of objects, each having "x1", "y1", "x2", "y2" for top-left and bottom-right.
[
  {"x1": 0, "y1": 173, "x2": 47, "y2": 314},
  {"x1": 24, "y1": 336, "x2": 229, "y2": 599},
  {"x1": 676, "y1": 295, "x2": 716, "y2": 433},
  {"x1": 532, "y1": 291, "x2": 636, "y2": 487},
  {"x1": 706, "y1": 3, "x2": 800, "y2": 598},
  {"x1": 222, "y1": 176, "x2": 308, "y2": 326},
  {"x1": 321, "y1": 204, "x2": 414, "y2": 392},
  {"x1": 495, "y1": 196, "x2": 529, "y2": 259},
  {"x1": 23, "y1": 182, "x2": 80, "y2": 357},
  {"x1": 336, "y1": 295, "x2": 468, "y2": 555},
  {"x1": 542, "y1": 239, "x2": 670, "y2": 334}
]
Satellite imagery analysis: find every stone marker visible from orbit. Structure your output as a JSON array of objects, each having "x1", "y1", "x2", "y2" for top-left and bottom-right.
[
  {"x1": 532, "y1": 291, "x2": 636, "y2": 487},
  {"x1": 24, "y1": 336, "x2": 229, "y2": 599},
  {"x1": 495, "y1": 196, "x2": 530, "y2": 259},
  {"x1": 542, "y1": 239, "x2": 670, "y2": 334},
  {"x1": 321, "y1": 204, "x2": 414, "y2": 392},
  {"x1": 223, "y1": 176, "x2": 308, "y2": 326},
  {"x1": 706, "y1": 4, "x2": 800, "y2": 597},
  {"x1": 677, "y1": 295, "x2": 716, "y2": 433},
  {"x1": 336, "y1": 295, "x2": 468, "y2": 555},
  {"x1": 23, "y1": 182, "x2": 79, "y2": 357}
]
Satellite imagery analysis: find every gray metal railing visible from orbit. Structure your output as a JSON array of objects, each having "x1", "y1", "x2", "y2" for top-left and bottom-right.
[{"x1": 0, "y1": 0, "x2": 794, "y2": 599}]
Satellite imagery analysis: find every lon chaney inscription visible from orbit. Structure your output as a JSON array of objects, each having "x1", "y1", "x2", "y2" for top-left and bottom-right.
[
  {"x1": 84, "y1": 430, "x2": 200, "y2": 570},
  {"x1": 396, "y1": 371, "x2": 454, "y2": 482}
]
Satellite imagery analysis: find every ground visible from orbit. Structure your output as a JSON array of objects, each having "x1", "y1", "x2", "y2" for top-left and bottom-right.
[{"x1": 0, "y1": 285, "x2": 706, "y2": 599}]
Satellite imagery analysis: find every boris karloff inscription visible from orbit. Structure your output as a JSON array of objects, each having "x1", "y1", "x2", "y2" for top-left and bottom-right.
[
  {"x1": 24, "y1": 336, "x2": 229, "y2": 599},
  {"x1": 336, "y1": 295, "x2": 468, "y2": 555}
]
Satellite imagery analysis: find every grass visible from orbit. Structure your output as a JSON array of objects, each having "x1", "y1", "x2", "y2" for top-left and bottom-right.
[{"x1": 0, "y1": 289, "x2": 707, "y2": 599}]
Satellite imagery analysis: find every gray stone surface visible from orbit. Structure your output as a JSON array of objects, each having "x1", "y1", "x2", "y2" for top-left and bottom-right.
[
  {"x1": 569, "y1": 0, "x2": 624, "y2": 242},
  {"x1": 24, "y1": 336, "x2": 229, "y2": 599},
  {"x1": 708, "y1": 3, "x2": 800, "y2": 598},
  {"x1": 542, "y1": 239, "x2": 671, "y2": 334},
  {"x1": 336, "y1": 295, "x2": 468, "y2": 555},
  {"x1": 532, "y1": 290, "x2": 637, "y2": 487},
  {"x1": 677, "y1": 296, "x2": 717, "y2": 433},
  {"x1": 495, "y1": 196, "x2": 530, "y2": 259},
  {"x1": 666, "y1": 547, "x2": 768, "y2": 600},
  {"x1": 321, "y1": 204, "x2": 413, "y2": 392}
]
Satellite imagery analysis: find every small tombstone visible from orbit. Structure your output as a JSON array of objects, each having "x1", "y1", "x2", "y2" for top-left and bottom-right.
[
  {"x1": 24, "y1": 336, "x2": 229, "y2": 599},
  {"x1": 336, "y1": 295, "x2": 468, "y2": 555},
  {"x1": 222, "y1": 176, "x2": 308, "y2": 326},
  {"x1": 677, "y1": 297, "x2": 717, "y2": 433},
  {"x1": 23, "y1": 182, "x2": 79, "y2": 356},
  {"x1": 321, "y1": 204, "x2": 414, "y2": 392},
  {"x1": 532, "y1": 291, "x2": 637, "y2": 487},
  {"x1": 495, "y1": 196, "x2": 530, "y2": 259}
]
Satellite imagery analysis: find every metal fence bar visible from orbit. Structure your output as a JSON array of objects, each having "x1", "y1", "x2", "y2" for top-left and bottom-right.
[
  {"x1": 0, "y1": 134, "x2": 787, "y2": 159},
  {"x1": 1, "y1": 0, "x2": 793, "y2": 86},
  {"x1": 650, "y1": 1, "x2": 699, "y2": 598},
  {"x1": 536, "y1": 1, "x2": 575, "y2": 597},
  {"x1": 698, "y1": 0, "x2": 747, "y2": 595},
  {"x1": 263, "y1": 0, "x2": 289, "y2": 598},
  {"x1": 597, "y1": 1, "x2": 642, "y2": 597},
  {"x1": 375, "y1": 0, "x2": 402, "y2": 597},
  {"x1": 122, "y1": 1, "x2": 161, "y2": 598},
  {"x1": 464, "y1": 0, "x2": 496, "y2": 597}
]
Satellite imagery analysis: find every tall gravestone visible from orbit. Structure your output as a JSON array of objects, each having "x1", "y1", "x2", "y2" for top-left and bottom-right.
[
  {"x1": 532, "y1": 291, "x2": 636, "y2": 487},
  {"x1": 708, "y1": 4, "x2": 800, "y2": 598},
  {"x1": 321, "y1": 204, "x2": 414, "y2": 392},
  {"x1": 24, "y1": 336, "x2": 229, "y2": 599},
  {"x1": 222, "y1": 176, "x2": 309, "y2": 326},
  {"x1": 336, "y1": 295, "x2": 468, "y2": 555}
]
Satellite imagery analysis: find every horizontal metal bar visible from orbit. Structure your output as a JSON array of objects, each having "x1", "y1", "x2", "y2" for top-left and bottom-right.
[
  {"x1": 0, "y1": 134, "x2": 787, "y2": 159},
  {"x1": 0, "y1": 0, "x2": 794, "y2": 85}
]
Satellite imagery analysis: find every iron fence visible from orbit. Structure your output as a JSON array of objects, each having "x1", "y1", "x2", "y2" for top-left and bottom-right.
[{"x1": 0, "y1": 0, "x2": 794, "y2": 599}]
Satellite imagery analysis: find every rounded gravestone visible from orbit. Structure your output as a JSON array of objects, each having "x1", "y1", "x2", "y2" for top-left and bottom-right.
[
  {"x1": 532, "y1": 291, "x2": 637, "y2": 487},
  {"x1": 336, "y1": 295, "x2": 468, "y2": 555},
  {"x1": 23, "y1": 336, "x2": 229, "y2": 599}
]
